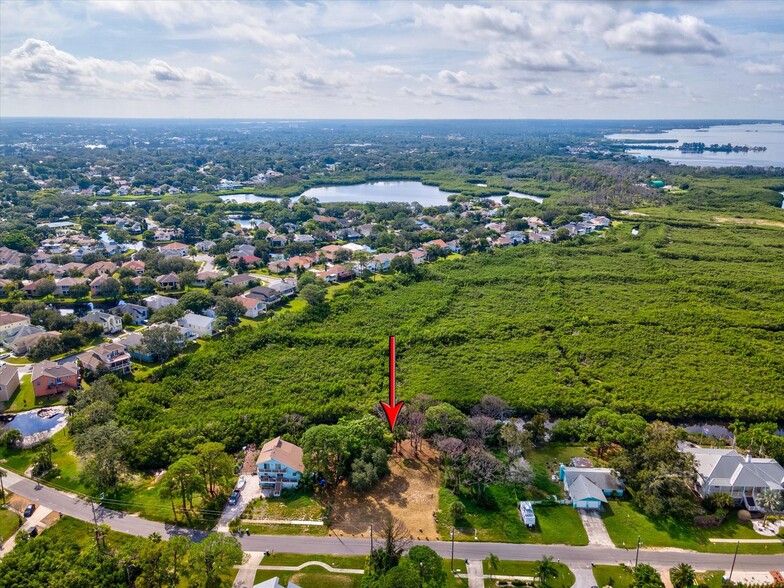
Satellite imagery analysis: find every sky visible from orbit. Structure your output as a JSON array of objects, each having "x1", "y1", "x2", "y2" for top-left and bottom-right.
[{"x1": 1, "y1": 0, "x2": 783, "y2": 119}]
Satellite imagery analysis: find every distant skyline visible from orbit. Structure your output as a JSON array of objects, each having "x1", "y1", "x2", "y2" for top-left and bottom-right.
[{"x1": 1, "y1": 1, "x2": 783, "y2": 119}]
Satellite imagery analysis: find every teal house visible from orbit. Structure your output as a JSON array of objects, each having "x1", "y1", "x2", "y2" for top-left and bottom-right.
[{"x1": 559, "y1": 465, "x2": 624, "y2": 509}]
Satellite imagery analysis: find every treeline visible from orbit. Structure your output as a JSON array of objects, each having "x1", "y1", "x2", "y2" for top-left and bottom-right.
[{"x1": 0, "y1": 518, "x2": 243, "y2": 588}]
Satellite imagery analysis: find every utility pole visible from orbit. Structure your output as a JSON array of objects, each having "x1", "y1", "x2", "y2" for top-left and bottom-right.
[
  {"x1": 728, "y1": 541, "x2": 740, "y2": 583},
  {"x1": 634, "y1": 536, "x2": 642, "y2": 567},
  {"x1": 0, "y1": 470, "x2": 6, "y2": 506},
  {"x1": 450, "y1": 528, "x2": 455, "y2": 570},
  {"x1": 370, "y1": 524, "x2": 373, "y2": 553},
  {"x1": 91, "y1": 500, "x2": 102, "y2": 552}
]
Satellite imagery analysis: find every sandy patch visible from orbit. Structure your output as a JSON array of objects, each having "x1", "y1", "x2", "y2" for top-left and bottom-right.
[
  {"x1": 713, "y1": 216, "x2": 784, "y2": 228},
  {"x1": 330, "y1": 440, "x2": 440, "y2": 542}
]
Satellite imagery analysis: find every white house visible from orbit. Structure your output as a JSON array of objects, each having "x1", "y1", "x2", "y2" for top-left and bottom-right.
[
  {"x1": 177, "y1": 313, "x2": 215, "y2": 338},
  {"x1": 144, "y1": 294, "x2": 178, "y2": 311},
  {"x1": 79, "y1": 310, "x2": 123, "y2": 334},
  {"x1": 234, "y1": 296, "x2": 266, "y2": 318},
  {"x1": 680, "y1": 444, "x2": 784, "y2": 511},
  {"x1": 256, "y1": 437, "x2": 303, "y2": 497}
]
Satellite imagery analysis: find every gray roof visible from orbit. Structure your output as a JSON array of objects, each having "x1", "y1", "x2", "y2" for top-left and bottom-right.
[
  {"x1": 562, "y1": 467, "x2": 622, "y2": 492},
  {"x1": 568, "y1": 475, "x2": 608, "y2": 503},
  {"x1": 683, "y1": 446, "x2": 784, "y2": 491},
  {"x1": 0, "y1": 364, "x2": 18, "y2": 387}
]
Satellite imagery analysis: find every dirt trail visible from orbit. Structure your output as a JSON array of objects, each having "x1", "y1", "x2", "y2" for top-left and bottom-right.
[
  {"x1": 330, "y1": 440, "x2": 440, "y2": 541},
  {"x1": 713, "y1": 216, "x2": 784, "y2": 228}
]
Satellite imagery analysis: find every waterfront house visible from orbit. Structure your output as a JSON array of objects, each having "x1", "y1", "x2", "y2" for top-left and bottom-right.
[
  {"x1": 0, "y1": 364, "x2": 20, "y2": 402},
  {"x1": 32, "y1": 360, "x2": 79, "y2": 397}
]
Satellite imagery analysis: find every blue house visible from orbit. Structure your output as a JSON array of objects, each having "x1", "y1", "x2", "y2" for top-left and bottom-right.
[
  {"x1": 256, "y1": 437, "x2": 303, "y2": 497},
  {"x1": 559, "y1": 465, "x2": 624, "y2": 510}
]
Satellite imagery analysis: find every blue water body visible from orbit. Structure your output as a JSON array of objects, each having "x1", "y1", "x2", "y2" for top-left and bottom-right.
[
  {"x1": 221, "y1": 181, "x2": 543, "y2": 206},
  {"x1": 606, "y1": 123, "x2": 784, "y2": 167},
  {"x1": 3, "y1": 411, "x2": 65, "y2": 436}
]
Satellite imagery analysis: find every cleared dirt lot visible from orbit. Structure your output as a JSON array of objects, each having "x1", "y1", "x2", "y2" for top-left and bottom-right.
[{"x1": 330, "y1": 440, "x2": 440, "y2": 541}]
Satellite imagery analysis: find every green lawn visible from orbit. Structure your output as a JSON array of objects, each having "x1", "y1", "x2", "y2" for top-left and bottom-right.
[
  {"x1": 3, "y1": 357, "x2": 32, "y2": 365},
  {"x1": 242, "y1": 490, "x2": 324, "y2": 522},
  {"x1": 0, "y1": 508, "x2": 22, "y2": 543},
  {"x1": 438, "y1": 485, "x2": 588, "y2": 545},
  {"x1": 260, "y1": 553, "x2": 367, "y2": 569},
  {"x1": 246, "y1": 522, "x2": 328, "y2": 536},
  {"x1": 528, "y1": 444, "x2": 589, "y2": 498},
  {"x1": 4, "y1": 374, "x2": 67, "y2": 413},
  {"x1": 602, "y1": 500, "x2": 784, "y2": 554},
  {"x1": 483, "y1": 559, "x2": 575, "y2": 588},
  {"x1": 593, "y1": 565, "x2": 633, "y2": 588},
  {"x1": 254, "y1": 568, "x2": 362, "y2": 588},
  {"x1": 697, "y1": 571, "x2": 726, "y2": 588}
]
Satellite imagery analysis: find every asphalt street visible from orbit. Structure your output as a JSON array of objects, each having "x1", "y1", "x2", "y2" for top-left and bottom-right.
[{"x1": 4, "y1": 467, "x2": 782, "y2": 571}]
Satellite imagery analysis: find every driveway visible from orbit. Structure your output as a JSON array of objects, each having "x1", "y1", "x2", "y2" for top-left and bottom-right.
[
  {"x1": 0, "y1": 503, "x2": 52, "y2": 558},
  {"x1": 577, "y1": 509, "x2": 614, "y2": 548},
  {"x1": 215, "y1": 474, "x2": 262, "y2": 532}
]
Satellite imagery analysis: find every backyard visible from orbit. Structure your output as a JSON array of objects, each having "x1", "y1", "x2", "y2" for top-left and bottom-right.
[
  {"x1": 3, "y1": 374, "x2": 67, "y2": 413},
  {"x1": 602, "y1": 500, "x2": 784, "y2": 554}
]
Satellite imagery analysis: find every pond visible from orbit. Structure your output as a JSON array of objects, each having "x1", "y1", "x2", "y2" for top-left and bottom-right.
[
  {"x1": 221, "y1": 181, "x2": 544, "y2": 206},
  {"x1": 2, "y1": 407, "x2": 66, "y2": 437}
]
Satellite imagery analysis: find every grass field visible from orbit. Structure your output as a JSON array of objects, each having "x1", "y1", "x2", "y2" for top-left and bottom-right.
[
  {"x1": 593, "y1": 565, "x2": 634, "y2": 588},
  {"x1": 483, "y1": 559, "x2": 575, "y2": 588},
  {"x1": 602, "y1": 500, "x2": 784, "y2": 554},
  {"x1": 438, "y1": 485, "x2": 588, "y2": 545},
  {"x1": 242, "y1": 490, "x2": 324, "y2": 522},
  {"x1": 0, "y1": 508, "x2": 22, "y2": 543},
  {"x1": 254, "y1": 568, "x2": 362, "y2": 588},
  {"x1": 4, "y1": 375, "x2": 67, "y2": 413},
  {"x1": 260, "y1": 553, "x2": 367, "y2": 568}
]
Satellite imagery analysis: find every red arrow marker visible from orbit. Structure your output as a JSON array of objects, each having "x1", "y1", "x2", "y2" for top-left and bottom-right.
[{"x1": 381, "y1": 336, "x2": 404, "y2": 431}]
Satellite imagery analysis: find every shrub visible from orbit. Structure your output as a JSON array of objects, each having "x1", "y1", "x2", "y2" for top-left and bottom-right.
[{"x1": 738, "y1": 509, "x2": 752, "y2": 524}]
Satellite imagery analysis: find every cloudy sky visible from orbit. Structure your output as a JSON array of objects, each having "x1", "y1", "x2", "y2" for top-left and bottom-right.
[{"x1": 1, "y1": 0, "x2": 782, "y2": 119}]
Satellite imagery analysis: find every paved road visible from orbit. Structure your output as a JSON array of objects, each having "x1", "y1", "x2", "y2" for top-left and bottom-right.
[{"x1": 3, "y1": 467, "x2": 783, "y2": 571}]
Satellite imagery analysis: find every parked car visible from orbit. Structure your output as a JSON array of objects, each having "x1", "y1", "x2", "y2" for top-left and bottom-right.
[
  {"x1": 23, "y1": 503, "x2": 36, "y2": 517},
  {"x1": 236, "y1": 475, "x2": 246, "y2": 490},
  {"x1": 228, "y1": 490, "x2": 240, "y2": 506}
]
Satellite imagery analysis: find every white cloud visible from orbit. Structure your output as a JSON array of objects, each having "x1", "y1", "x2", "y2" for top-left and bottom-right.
[
  {"x1": 518, "y1": 83, "x2": 564, "y2": 96},
  {"x1": 740, "y1": 61, "x2": 782, "y2": 75},
  {"x1": 437, "y1": 70, "x2": 497, "y2": 89},
  {"x1": 486, "y1": 44, "x2": 599, "y2": 73},
  {"x1": 414, "y1": 3, "x2": 530, "y2": 39},
  {"x1": 371, "y1": 65, "x2": 404, "y2": 76},
  {"x1": 604, "y1": 13, "x2": 724, "y2": 56},
  {"x1": 0, "y1": 38, "x2": 236, "y2": 99}
]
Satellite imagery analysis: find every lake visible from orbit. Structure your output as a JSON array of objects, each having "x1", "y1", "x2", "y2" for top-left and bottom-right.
[
  {"x1": 221, "y1": 181, "x2": 543, "y2": 205},
  {"x1": 606, "y1": 123, "x2": 784, "y2": 167}
]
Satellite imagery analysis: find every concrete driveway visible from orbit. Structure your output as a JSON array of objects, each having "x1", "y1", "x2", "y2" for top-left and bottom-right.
[
  {"x1": 578, "y1": 508, "x2": 614, "y2": 548},
  {"x1": 215, "y1": 474, "x2": 262, "y2": 532}
]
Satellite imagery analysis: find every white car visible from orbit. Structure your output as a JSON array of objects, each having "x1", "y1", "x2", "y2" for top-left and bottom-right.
[{"x1": 236, "y1": 475, "x2": 246, "y2": 490}]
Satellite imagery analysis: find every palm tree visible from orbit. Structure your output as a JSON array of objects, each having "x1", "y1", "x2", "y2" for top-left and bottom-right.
[
  {"x1": 487, "y1": 553, "x2": 500, "y2": 579},
  {"x1": 756, "y1": 488, "x2": 783, "y2": 523},
  {"x1": 535, "y1": 555, "x2": 559, "y2": 587},
  {"x1": 670, "y1": 563, "x2": 697, "y2": 588}
]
